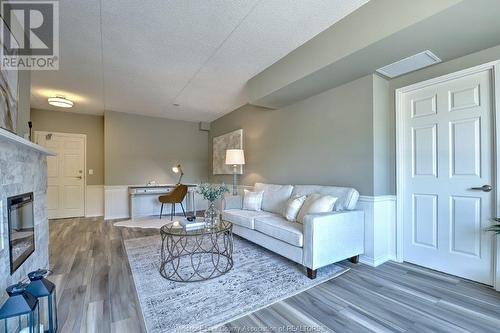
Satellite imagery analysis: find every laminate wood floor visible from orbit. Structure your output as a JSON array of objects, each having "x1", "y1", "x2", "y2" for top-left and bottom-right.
[{"x1": 49, "y1": 217, "x2": 500, "y2": 333}]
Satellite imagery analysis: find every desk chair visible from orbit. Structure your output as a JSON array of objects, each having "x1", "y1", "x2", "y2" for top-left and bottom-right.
[{"x1": 159, "y1": 184, "x2": 188, "y2": 220}]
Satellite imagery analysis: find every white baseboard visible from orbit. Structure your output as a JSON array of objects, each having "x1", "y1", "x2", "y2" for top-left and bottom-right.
[
  {"x1": 86, "y1": 185, "x2": 104, "y2": 217},
  {"x1": 359, "y1": 254, "x2": 396, "y2": 267},
  {"x1": 357, "y1": 195, "x2": 396, "y2": 267}
]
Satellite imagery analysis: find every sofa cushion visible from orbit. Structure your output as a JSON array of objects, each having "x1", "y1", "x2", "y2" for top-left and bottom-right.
[
  {"x1": 254, "y1": 183, "x2": 294, "y2": 214},
  {"x1": 291, "y1": 185, "x2": 359, "y2": 211},
  {"x1": 222, "y1": 209, "x2": 276, "y2": 229},
  {"x1": 254, "y1": 215, "x2": 303, "y2": 247}
]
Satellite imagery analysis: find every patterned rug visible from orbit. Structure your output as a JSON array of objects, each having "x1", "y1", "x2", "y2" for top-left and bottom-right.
[{"x1": 124, "y1": 235, "x2": 349, "y2": 333}]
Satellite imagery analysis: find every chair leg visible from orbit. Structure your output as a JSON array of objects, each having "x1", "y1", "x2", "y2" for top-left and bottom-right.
[
  {"x1": 180, "y1": 202, "x2": 186, "y2": 217},
  {"x1": 173, "y1": 204, "x2": 176, "y2": 218},
  {"x1": 170, "y1": 204, "x2": 174, "y2": 220},
  {"x1": 160, "y1": 203, "x2": 164, "y2": 219}
]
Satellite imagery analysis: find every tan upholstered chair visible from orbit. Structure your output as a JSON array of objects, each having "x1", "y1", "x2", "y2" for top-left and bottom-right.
[{"x1": 159, "y1": 184, "x2": 188, "y2": 220}]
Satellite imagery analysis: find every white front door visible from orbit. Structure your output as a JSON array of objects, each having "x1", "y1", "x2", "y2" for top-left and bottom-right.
[
  {"x1": 402, "y1": 68, "x2": 494, "y2": 285},
  {"x1": 36, "y1": 132, "x2": 86, "y2": 219}
]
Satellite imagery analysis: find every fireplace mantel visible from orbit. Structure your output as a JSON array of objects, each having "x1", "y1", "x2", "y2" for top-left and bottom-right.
[{"x1": 0, "y1": 128, "x2": 56, "y2": 156}]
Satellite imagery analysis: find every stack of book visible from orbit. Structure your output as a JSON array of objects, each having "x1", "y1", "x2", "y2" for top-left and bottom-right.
[{"x1": 179, "y1": 218, "x2": 206, "y2": 231}]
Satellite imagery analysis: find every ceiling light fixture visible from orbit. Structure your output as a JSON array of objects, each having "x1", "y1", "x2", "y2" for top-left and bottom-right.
[{"x1": 48, "y1": 96, "x2": 74, "y2": 108}]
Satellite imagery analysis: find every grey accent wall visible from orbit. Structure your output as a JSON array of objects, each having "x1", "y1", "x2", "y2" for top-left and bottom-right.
[
  {"x1": 31, "y1": 108, "x2": 105, "y2": 185},
  {"x1": 210, "y1": 75, "x2": 380, "y2": 195},
  {"x1": 104, "y1": 110, "x2": 208, "y2": 185}
]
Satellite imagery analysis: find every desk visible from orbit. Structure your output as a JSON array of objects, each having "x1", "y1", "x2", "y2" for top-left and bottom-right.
[{"x1": 129, "y1": 184, "x2": 197, "y2": 220}]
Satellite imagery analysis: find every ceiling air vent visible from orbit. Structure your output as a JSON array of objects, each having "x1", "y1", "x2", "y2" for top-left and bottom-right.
[{"x1": 376, "y1": 50, "x2": 441, "y2": 78}]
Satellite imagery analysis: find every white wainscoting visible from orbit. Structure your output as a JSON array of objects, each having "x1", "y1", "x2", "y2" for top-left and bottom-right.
[
  {"x1": 85, "y1": 185, "x2": 104, "y2": 217},
  {"x1": 104, "y1": 186, "x2": 130, "y2": 220},
  {"x1": 356, "y1": 195, "x2": 397, "y2": 267},
  {"x1": 104, "y1": 185, "x2": 209, "y2": 220}
]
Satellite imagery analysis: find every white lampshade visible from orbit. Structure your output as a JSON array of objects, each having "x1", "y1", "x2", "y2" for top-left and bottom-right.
[{"x1": 225, "y1": 149, "x2": 245, "y2": 165}]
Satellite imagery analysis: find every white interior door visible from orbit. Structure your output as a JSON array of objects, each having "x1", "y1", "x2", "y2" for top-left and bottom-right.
[
  {"x1": 36, "y1": 132, "x2": 86, "y2": 219},
  {"x1": 402, "y1": 69, "x2": 494, "y2": 285}
]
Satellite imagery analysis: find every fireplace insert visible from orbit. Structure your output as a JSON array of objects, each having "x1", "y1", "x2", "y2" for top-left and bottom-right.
[{"x1": 7, "y1": 192, "x2": 35, "y2": 274}]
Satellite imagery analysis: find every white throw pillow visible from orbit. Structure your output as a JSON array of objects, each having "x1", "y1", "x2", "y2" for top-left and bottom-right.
[
  {"x1": 297, "y1": 194, "x2": 337, "y2": 223},
  {"x1": 254, "y1": 183, "x2": 294, "y2": 214},
  {"x1": 282, "y1": 194, "x2": 307, "y2": 222},
  {"x1": 243, "y1": 189, "x2": 264, "y2": 211}
]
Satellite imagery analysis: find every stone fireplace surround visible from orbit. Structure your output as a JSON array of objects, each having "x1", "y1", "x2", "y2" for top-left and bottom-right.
[{"x1": 0, "y1": 128, "x2": 55, "y2": 302}]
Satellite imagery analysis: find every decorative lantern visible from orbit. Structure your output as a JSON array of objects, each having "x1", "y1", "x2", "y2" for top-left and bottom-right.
[
  {"x1": 0, "y1": 283, "x2": 40, "y2": 333},
  {"x1": 26, "y1": 269, "x2": 57, "y2": 333}
]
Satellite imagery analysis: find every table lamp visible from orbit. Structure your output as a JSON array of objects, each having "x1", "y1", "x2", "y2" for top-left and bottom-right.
[
  {"x1": 225, "y1": 149, "x2": 245, "y2": 195},
  {"x1": 172, "y1": 164, "x2": 184, "y2": 184}
]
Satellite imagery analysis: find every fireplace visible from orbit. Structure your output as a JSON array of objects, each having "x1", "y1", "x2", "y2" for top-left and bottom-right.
[{"x1": 7, "y1": 192, "x2": 35, "y2": 274}]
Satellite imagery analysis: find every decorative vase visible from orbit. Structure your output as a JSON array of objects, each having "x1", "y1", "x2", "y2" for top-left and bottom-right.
[{"x1": 204, "y1": 201, "x2": 220, "y2": 228}]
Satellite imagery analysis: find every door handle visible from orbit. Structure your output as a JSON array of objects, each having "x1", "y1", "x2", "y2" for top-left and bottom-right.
[
  {"x1": 470, "y1": 184, "x2": 492, "y2": 192},
  {"x1": 75, "y1": 176, "x2": 82, "y2": 180}
]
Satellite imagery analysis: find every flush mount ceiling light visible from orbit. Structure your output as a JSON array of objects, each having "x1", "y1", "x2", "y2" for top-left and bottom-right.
[
  {"x1": 48, "y1": 96, "x2": 74, "y2": 108},
  {"x1": 376, "y1": 50, "x2": 441, "y2": 78}
]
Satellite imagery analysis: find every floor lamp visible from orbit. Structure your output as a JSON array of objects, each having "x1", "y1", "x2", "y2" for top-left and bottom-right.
[{"x1": 225, "y1": 149, "x2": 245, "y2": 195}]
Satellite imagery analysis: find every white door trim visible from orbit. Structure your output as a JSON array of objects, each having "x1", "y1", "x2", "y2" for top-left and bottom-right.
[
  {"x1": 395, "y1": 60, "x2": 500, "y2": 290},
  {"x1": 35, "y1": 131, "x2": 87, "y2": 217}
]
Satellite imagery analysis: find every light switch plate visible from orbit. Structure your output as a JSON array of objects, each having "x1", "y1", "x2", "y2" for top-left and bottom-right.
[{"x1": 88, "y1": 169, "x2": 94, "y2": 175}]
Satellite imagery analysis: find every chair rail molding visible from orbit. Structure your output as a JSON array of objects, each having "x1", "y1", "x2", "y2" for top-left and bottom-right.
[{"x1": 357, "y1": 195, "x2": 397, "y2": 267}]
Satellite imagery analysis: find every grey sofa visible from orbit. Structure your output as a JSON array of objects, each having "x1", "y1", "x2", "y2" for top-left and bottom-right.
[{"x1": 222, "y1": 183, "x2": 364, "y2": 279}]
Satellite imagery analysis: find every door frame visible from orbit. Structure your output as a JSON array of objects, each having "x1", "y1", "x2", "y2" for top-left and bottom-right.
[
  {"x1": 35, "y1": 131, "x2": 87, "y2": 218},
  {"x1": 395, "y1": 60, "x2": 500, "y2": 290}
]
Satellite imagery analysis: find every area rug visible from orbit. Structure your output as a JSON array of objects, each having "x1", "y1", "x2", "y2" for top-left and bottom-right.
[
  {"x1": 114, "y1": 217, "x2": 170, "y2": 229},
  {"x1": 124, "y1": 235, "x2": 349, "y2": 333}
]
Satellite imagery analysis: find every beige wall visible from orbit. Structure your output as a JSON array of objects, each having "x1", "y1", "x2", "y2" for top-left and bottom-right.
[
  {"x1": 210, "y1": 75, "x2": 383, "y2": 195},
  {"x1": 31, "y1": 108, "x2": 105, "y2": 185},
  {"x1": 104, "y1": 110, "x2": 208, "y2": 185}
]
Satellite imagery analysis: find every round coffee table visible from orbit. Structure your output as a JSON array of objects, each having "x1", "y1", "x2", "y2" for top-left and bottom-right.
[{"x1": 159, "y1": 220, "x2": 233, "y2": 282}]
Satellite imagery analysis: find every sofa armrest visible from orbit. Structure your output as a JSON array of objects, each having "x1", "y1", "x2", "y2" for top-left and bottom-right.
[
  {"x1": 303, "y1": 210, "x2": 364, "y2": 270},
  {"x1": 222, "y1": 195, "x2": 243, "y2": 210}
]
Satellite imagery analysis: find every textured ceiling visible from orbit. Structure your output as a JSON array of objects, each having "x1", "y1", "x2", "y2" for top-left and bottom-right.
[{"x1": 30, "y1": 0, "x2": 368, "y2": 122}]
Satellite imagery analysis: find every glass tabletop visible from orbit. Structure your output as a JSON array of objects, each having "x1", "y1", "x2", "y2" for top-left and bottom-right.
[{"x1": 160, "y1": 219, "x2": 232, "y2": 236}]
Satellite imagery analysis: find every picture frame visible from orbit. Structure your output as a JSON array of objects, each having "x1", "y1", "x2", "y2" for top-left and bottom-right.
[{"x1": 213, "y1": 129, "x2": 243, "y2": 175}]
